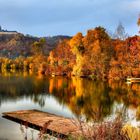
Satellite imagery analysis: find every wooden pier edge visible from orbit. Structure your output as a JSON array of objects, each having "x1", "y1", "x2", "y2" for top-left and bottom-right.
[
  {"x1": 2, "y1": 109, "x2": 82, "y2": 139},
  {"x1": 126, "y1": 77, "x2": 140, "y2": 83}
]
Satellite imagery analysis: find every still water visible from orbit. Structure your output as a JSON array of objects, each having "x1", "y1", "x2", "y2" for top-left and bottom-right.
[{"x1": 0, "y1": 72, "x2": 140, "y2": 140}]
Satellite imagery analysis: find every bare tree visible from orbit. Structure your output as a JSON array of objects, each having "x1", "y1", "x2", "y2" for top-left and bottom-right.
[{"x1": 113, "y1": 22, "x2": 128, "y2": 40}]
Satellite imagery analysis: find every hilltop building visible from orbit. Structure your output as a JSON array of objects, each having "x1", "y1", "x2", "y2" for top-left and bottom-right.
[{"x1": 0, "y1": 26, "x2": 17, "y2": 34}]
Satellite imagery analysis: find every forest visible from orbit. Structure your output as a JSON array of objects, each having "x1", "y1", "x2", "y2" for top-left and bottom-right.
[{"x1": 0, "y1": 17, "x2": 140, "y2": 81}]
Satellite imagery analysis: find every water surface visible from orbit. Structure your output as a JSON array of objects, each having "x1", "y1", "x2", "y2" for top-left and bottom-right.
[{"x1": 0, "y1": 72, "x2": 140, "y2": 140}]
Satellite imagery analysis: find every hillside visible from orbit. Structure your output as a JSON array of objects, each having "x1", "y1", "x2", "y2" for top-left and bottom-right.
[
  {"x1": 1, "y1": 25, "x2": 140, "y2": 81},
  {"x1": 0, "y1": 33, "x2": 71, "y2": 58}
]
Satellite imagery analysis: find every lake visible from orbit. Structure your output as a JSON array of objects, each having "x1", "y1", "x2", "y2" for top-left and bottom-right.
[{"x1": 0, "y1": 71, "x2": 140, "y2": 140}]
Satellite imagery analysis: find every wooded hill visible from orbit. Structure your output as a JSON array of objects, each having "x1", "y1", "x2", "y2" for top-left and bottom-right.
[
  {"x1": 0, "y1": 18, "x2": 140, "y2": 81},
  {"x1": 0, "y1": 33, "x2": 70, "y2": 58}
]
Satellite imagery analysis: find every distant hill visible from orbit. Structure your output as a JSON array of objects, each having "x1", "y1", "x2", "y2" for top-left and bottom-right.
[
  {"x1": 0, "y1": 33, "x2": 38, "y2": 58},
  {"x1": 46, "y1": 35, "x2": 71, "y2": 45},
  {"x1": 0, "y1": 32, "x2": 71, "y2": 58},
  {"x1": 45, "y1": 35, "x2": 71, "y2": 52}
]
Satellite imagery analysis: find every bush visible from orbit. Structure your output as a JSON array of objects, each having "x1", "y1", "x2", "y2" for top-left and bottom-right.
[{"x1": 70, "y1": 117, "x2": 129, "y2": 140}]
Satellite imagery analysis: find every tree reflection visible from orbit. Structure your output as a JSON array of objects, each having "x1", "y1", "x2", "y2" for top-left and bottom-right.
[
  {"x1": 0, "y1": 71, "x2": 49, "y2": 107},
  {"x1": 47, "y1": 77, "x2": 140, "y2": 121},
  {"x1": 0, "y1": 71, "x2": 140, "y2": 121}
]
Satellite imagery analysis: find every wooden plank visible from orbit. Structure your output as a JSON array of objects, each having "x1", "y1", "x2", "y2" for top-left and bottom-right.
[
  {"x1": 127, "y1": 77, "x2": 140, "y2": 82},
  {"x1": 2, "y1": 110, "x2": 82, "y2": 139}
]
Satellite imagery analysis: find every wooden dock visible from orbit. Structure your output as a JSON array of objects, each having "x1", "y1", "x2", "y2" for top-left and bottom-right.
[
  {"x1": 126, "y1": 77, "x2": 140, "y2": 83},
  {"x1": 2, "y1": 110, "x2": 82, "y2": 139}
]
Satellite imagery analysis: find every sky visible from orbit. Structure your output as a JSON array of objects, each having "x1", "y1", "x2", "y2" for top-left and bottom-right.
[{"x1": 0, "y1": 0, "x2": 140, "y2": 37}]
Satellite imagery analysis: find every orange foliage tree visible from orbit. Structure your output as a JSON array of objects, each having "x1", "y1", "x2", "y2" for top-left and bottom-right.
[{"x1": 70, "y1": 27, "x2": 113, "y2": 79}]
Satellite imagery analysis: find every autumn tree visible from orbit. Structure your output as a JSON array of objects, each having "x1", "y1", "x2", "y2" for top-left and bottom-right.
[
  {"x1": 47, "y1": 39, "x2": 75, "y2": 76},
  {"x1": 49, "y1": 39, "x2": 74, "y2": 66},
  {"x1": 127, "y1": 36, "x2": 140, "y2": 77},
  {"x1": 69, "y1": 27, "x2": 113, "y2": 79},
  {"x1": 32, "y1": 38, "x2": 46, "y2": 55},
  {"x1": 83, "y1": 27, "x2": 112, "y2": 79},
  {"x1": 109, "y1": 35, "x2": 140, "y2": 80},
  {"x1": 70, "y1": 32, "x2": 85, "y2": 76}
]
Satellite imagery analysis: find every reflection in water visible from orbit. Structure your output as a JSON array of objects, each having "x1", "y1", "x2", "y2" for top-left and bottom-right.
[
  {"x1": 49, "y1": 77, "x2": 113, "y2": 121},
  {"x1": 0, "y1": 75, "x2": 48, "y2": 108},
  {"x1": 0, "y1": 71, "x2": 140, "y2": 122}
]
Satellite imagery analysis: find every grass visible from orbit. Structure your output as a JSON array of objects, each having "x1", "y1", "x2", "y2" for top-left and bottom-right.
[
  {"x1": 68, "y1": 117, "x2": 130, "y2": 140},
  {"x1": 19, "y1": 116, "x2": 140, "y2": 140}
]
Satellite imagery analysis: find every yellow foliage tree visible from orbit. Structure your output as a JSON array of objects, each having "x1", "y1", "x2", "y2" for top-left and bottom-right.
[{"x1": 70, "y1": 32, "x2": 85, "y2": 76}]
